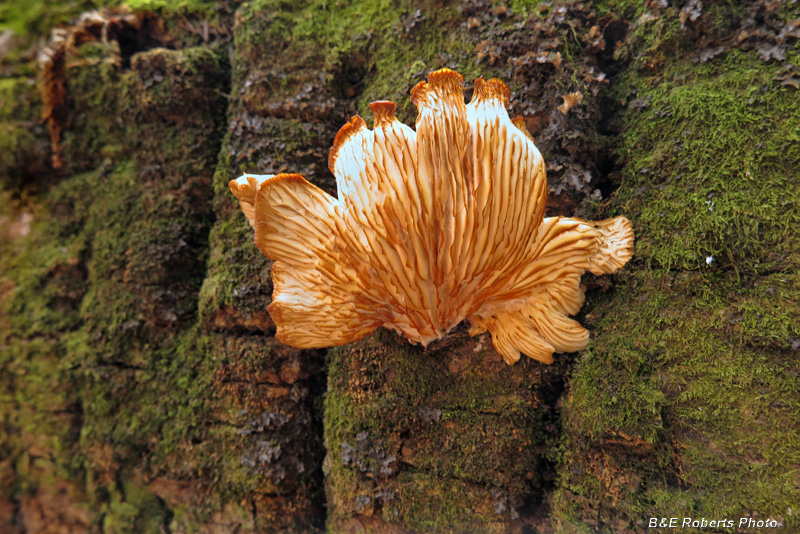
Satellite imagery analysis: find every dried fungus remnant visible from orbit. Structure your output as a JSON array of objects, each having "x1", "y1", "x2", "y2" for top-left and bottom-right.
[
  {"x1": 557, "y1": 91, "x2": 584, "y2": 115},
  {"x1": 230, "y1": 69, "x2": 633, "y2": 365},
  {"x1": 38, "y1": 7, "x2": 145, "y2": 169}
]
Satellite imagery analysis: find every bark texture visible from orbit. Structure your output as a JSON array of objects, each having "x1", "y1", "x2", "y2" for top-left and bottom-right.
[{"x1": 1, "y1": 0, "x2": 798, "y2": 533}]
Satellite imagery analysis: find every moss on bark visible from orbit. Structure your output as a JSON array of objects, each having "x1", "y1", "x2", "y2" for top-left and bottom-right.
[
  {"x1": 2, "y1": 0, "x2": 799, "y2": 532},
  {"x1": 325, "y1": 329, "x2": 564, "y2": 533},
  {"x1": 552, "y1": 2, "x2": 800, "y2": 532},
  {"x1": 1, "y1": 33, "x2": 234, "y2": 531}
]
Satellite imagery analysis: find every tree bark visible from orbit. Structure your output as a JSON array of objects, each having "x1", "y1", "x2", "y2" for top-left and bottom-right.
[{"x1": 1, "y1": 0, "x2": 798, "y2": 533}]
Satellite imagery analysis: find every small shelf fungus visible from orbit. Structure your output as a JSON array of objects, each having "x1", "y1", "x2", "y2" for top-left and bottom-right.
[{"x1": 229, "y1": 68, "x2": 633, "y2": 365}]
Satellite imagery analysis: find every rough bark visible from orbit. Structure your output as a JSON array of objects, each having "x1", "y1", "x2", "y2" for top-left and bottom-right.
[{"x1": 1, "y1": 0, "x2": 798, "y2": 533}]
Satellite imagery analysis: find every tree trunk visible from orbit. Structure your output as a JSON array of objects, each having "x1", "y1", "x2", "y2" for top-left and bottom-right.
[{"x1": 1, "y1": 1, "x2": 798, "y2": 533}]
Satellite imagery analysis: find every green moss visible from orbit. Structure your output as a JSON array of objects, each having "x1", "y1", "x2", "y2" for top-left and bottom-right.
[
  {"x1": 8, "y1": 0, "x2": 798, "y2": 530},
  {"x1": 612, "y1": 50, "x2": 800, "y2": 273},
  {"x1": 0, "y1": 77, "x2": 39, "y2": 121},
  {"x1": 234, "y1": 0, "x2": 482, "y2": 124},
  {"x1": 0, "y1": 74, "x2": 46, "y2": 188},
  {"x1": 198, "y1": 213, "x2": 272, "y2": 322},
  {"x1": 553, "y1": 23, "x2": 800, "y2": 532},
  {"x1": 202, "y1": 115, "x2": 335, "y2": 324},
  {"x1": 75, "y1": 162, "x2": 140, "y2": 336},
  {"x1": 96, "y1": 480, "x2": 173, "y2": 533},
  {"x1": 126, "y1": 46, "x2": 227, "y2": 118},
  {"x1": 0, "y1": 174, "x2": 96, "y2": 499},
  {"x1": 1, "y1": 336, "x2": 82, "y2": 483},
  {"x1": 0, "y1": 180, "x2": 92, "y2": 338},
  {"x1": 325, "y1": 329, "x2": 556, "y2": 532},
  {"x1": 387, "y1": 471, "x2": 507, "y2": 534},
  {"x1": 0, "y1": 0, "x2": 116, "y2": 40},
  {"x1": 0, "y1": 122, "x2": 46, "y2": 189},
  {"x1": 61, "y1": 57, "x2": 125, "y2": 172},
  {"x1": 558, "y1": 267, "x2": 800, "y2": 528},
  {"x1": 125, "y1": 0, "x2": 217, "y2": 14},
  {"x1": 1, "y1": 38, "x2": 233, "y2": 529}
]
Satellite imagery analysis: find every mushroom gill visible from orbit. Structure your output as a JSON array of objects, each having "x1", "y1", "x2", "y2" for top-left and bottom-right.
[{"x1": 229, "y1": 68, "x2": 634, "y2": 364}]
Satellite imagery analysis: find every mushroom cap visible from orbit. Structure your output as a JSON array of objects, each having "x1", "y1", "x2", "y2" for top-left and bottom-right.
[{"x1": 229, "y1": 68, "x2": 634, "y2": 364}]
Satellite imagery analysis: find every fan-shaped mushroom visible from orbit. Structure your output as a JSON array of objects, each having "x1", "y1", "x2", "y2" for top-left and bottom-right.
[{"x1": 230, "y1": 68, "x2": 633, "y2": 364}]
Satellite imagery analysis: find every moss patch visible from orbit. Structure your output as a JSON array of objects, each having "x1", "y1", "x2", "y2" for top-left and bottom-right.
[
  {"x1": 0, "y1": 40, "x2": 233, "y2": 530},
  {"x1": 0, "y1": 1, "x2": 117, "y2": 46},
  {"x1": 613, "y1": 50, "x2": 800, "y2": 273},
  {"x1": 553, "y1": 5, "x2": 800, "y2": 530},
  {"x1": 324, "y1": 329, "x2": 564, "y2": 533},
  {"x1": 0, "y1": 77, "x2": 48, "y2": 189}
]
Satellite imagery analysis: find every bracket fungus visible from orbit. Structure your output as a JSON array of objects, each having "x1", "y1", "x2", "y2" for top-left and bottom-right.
[{"x1": 229, "y1": 68, "x2": 633, "y2": 365}]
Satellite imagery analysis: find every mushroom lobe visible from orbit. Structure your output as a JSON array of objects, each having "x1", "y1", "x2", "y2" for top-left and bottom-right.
[{"x1": 229, "y1": 68, "x2": 634, "y2": 365}]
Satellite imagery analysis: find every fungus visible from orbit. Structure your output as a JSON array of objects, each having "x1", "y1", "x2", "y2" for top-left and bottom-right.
[
  {"x1": 230, "y1": 68, "x2": 633, "y2": 364},
  {"x1": 557, "y1": 91, "x2": 584, "y2": 115}
]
